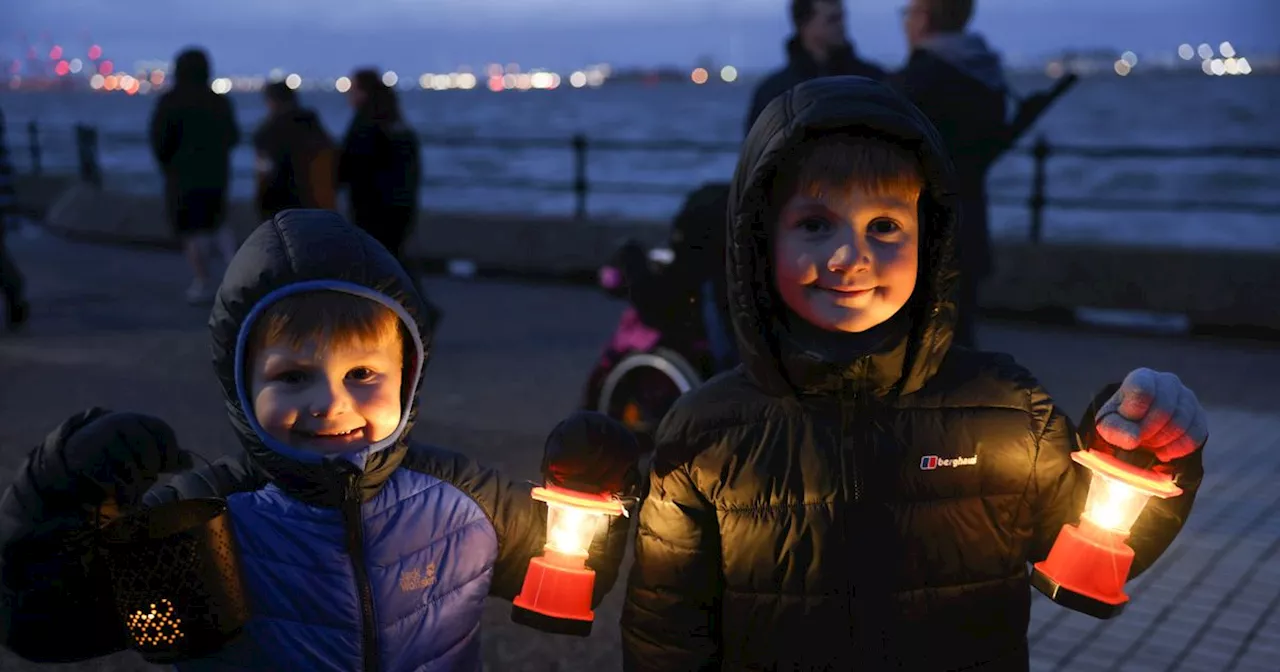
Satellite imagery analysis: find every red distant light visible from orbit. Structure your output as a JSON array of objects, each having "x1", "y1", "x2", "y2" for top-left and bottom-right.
[
  {"x1": 49, "y1": 45, "x2": 63, "y2": 60},
  {"x1": 99, "y1": 60, "x2": 114, "y2": 76},
  {"x1": 55, "y1": 60, "x2": 70, "y2": 76},
  {"x1": 88, "y1": 45, "x2": 103, "y2": 60}
]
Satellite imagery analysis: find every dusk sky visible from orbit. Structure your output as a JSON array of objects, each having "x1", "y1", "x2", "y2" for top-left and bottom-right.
[{"x1": 5, "y1": 0, "x2": 1274, "y2": 74}]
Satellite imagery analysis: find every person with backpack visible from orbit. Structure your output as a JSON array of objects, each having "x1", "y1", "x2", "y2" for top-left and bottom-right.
[{"x1": 253, "y1": 82, "x2": 338, "y2": 221}]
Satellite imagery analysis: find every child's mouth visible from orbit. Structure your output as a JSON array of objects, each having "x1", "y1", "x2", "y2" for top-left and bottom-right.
[{"x1": 294, "y1": 427, "x2": 365, "y2": 445}]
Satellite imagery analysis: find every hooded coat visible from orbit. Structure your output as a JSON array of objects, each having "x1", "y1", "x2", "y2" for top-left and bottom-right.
[
  {"x1": 620, "y1": 77, "x2": 1203, "y2": 671},
  {"x1": 0, "y1": 211, "x2": 630, "y2": 671}
]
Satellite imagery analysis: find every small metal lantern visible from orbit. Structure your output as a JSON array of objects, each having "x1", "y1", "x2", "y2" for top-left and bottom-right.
[{"x1": 99, "y1": 498, "x2": 248, "y2": 663}]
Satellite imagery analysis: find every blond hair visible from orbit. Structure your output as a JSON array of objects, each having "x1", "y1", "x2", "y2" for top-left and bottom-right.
[{"x1": 248, "y1": 291, "x2": 403, "y2": 358}]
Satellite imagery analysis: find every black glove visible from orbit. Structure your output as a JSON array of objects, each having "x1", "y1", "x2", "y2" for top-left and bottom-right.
[
  {"x1": 541, "y1": 411, "x2": 643, "y2": 499},
  {"x1": 32, "y1": 407, "x2": 191, "y2": 519}
]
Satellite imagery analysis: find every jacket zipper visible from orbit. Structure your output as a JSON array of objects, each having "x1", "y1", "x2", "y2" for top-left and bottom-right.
[
  {"x1": 842, "y1": 358, "x2": 868, "y2": 662},
  {"x1": 343, "y1": 471, "x2": 380, "y2": 672}
]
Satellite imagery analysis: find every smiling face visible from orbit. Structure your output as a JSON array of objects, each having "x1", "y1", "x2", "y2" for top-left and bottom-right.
[
  {"x1": 771, "y1": 133, "x2": 924, "y2": 333},
  {"x1": 246, "y1": 291, "x2": 406, "y2": 454}
]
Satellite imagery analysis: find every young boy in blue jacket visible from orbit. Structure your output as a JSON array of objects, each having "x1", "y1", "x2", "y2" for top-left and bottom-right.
[{"x1": 0, "y1": 210, "x2": 641, "y2": 670}]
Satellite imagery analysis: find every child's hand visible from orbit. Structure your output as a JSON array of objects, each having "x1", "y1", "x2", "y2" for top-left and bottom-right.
[
  {"x1": 541, "y1": 411, "x2": 643, "y2": 498},
  {"x1": 1095, "y1": 368, "x2": 1208, "y2": 463},
  {"x1": 51, "y1": 407, "x2": 192, "y2": 511}
]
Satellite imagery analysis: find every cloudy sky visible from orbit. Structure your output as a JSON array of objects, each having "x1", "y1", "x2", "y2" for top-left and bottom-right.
[{"x1": 5, "y1": 0, "x2": 1273, "y2": 74}]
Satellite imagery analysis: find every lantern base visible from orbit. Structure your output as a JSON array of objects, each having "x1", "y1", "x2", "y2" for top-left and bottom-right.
[
  {"x1": 1031, "y1": 519, "x2": 1133, "y2": 620},
  {"x1": 511, "y1": 553, "x2": 597, "y2": 638}
]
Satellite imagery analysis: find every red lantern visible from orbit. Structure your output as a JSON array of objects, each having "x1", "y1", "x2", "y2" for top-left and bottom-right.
[
  {"x1": 511, "y1": 485, "x2": 626, "y2": 636},
  {"x1": 1031, "y1": 448, "x2": 1182, "y2": 618}
]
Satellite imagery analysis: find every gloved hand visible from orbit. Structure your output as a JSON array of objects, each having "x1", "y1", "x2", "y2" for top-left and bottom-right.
[
  {"x1": 35, "y1": 407, "x2": 192, "y2": 518},
  {"x1": 1095, "y1": 368, "x2": 1208, "y2": 464},
  {"x1": 541, "y1": 411, "x2": 643, "y2": 499}
]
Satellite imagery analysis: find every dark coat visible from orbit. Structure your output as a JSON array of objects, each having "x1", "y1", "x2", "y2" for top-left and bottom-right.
[
  {"x1": 621, "y1": 77, "x2": 1203, "y2": 671},
  {"x1": 745, "y1": 38, "x2": 885, "y2": 136}
]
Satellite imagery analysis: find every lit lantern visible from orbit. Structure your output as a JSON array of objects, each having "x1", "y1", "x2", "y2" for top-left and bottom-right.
[
  {"x1": 511, "y1": 485, "x2": 627, "y2": 636},
  {"x1": 1031, "y1": 448, "x2": 1182, "y2": 619},
  {"x1": 100, "y1": 498, "x2": 250, "y2": 663}
]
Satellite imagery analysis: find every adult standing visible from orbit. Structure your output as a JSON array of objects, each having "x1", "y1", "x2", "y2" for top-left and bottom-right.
[
  {"x1": 338, "y1": 69, "x2": 422, "y2": 267},
  {"x1": 0, "y1": 106, "x2": 28, "y2": 330},
  {"x1": 338, "y1": 69, "x2": 442, "y2": 328},
  {"x1": 149, "y1": 47, "x2": 241, "y2": 305},
  {"x1": 892, "y1": 0, "x2": 1009, "y2": 348},
  {"x1": 745, "y1": 0, "x2": 885, "y2": 135},
  {"x1": 253, "y1": 82, "x2": 337, "y2": 221}
]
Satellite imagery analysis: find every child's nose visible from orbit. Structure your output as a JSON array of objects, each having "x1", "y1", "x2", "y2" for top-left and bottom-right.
[
  {"x1": 307, "y1": 377, "x2": 352, "y2": 417},
  {"x1": 827, "y1": 237, "x2": 872, "y2": 274}
]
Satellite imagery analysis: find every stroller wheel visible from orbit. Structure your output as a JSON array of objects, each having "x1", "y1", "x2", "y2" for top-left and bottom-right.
[{"x1": 597, "y1": 348, "x2": 702, "y2": 449}]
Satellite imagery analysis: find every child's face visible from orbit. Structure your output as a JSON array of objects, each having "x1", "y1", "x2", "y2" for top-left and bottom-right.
[
  {"x1": 250, "y1": 335, "x2": 404, "y2": 453},
  {"x1": 773, "y1": 185, "x2": 919, "y2": 333}
]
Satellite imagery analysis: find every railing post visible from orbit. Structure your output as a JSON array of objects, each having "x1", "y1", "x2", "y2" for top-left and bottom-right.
[
  {"x1": 572, "y1": 134, "x2": 588, "y2": 220},
  {"x1": 26, "y1": 120, "x2": 41, "y2": 175},
  {"x1": 75, "y1": 124, "x2": 102, "y2": 187},
  {"x1": 1028, "y1": 135, "x2": 1050, "y2": 244}
]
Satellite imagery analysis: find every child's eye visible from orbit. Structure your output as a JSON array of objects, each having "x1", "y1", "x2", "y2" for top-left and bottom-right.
[
  {"x1": 797, "y1": 217, "x2": 831, "y2": 234},
  {"x1": 347, "y1": 367, "x2": 377, "y2": 382},
  {"x1": 869, "y1": 218, "x2": 902, "y2": 236},
  {"x1": 275, "y1": 370, "x2": 307, "y2": 385}
]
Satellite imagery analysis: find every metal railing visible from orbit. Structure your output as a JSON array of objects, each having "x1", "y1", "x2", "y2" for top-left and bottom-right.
[{"x1": 14, "y1": 120, "x2": 1280, "y2": 243}]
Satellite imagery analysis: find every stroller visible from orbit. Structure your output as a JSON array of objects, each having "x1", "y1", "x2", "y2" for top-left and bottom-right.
[{"x1": 581, "y1": 183, "x2": 731, "y2": 446}]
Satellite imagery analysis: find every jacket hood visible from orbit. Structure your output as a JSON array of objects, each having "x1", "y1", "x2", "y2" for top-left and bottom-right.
[
  {"x1": 173, "y1": 49, "x2": 211, "y2": 89},
  {"x1": 917, "y1": 33, "x2": 1007, "y2": 91},
  {"x1": 209, "y1": 210, "x2": 432, "y2": 505},
  {"x1": 728, "y1": 75, "x2": 961, "y2": 398}
]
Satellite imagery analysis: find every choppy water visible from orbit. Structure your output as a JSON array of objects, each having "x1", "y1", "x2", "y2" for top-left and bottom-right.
[{"x1": 3, "y1": 72, "x2": 1278, "y2": 248}]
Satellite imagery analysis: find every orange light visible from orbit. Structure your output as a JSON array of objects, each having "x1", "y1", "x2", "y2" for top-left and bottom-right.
[
  {"x1": 1031, "y1": 449, "x2": 1182, "y2": 619},
  {"x1": 511, "y1": 485, "x2": 626, "y2": 636},
  {"x1": 691, "y1": 67, "x2": 708, "y2": 85}
]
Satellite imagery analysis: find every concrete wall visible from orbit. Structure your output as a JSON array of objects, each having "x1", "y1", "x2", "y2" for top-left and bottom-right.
[{"x1": 26, "y1": 178, "x2": 1280, "y2": 333}]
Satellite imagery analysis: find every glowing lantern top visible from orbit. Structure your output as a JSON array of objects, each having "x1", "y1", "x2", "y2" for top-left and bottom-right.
[{"x1": 1073, "y1": 450, "x2": 1182, "y2": 534}]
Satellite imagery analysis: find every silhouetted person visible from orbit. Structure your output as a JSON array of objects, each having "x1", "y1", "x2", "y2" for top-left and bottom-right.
[
  {"x1": 149, "y1": 47, "x2": 240, "y2": 304},
  {"x1": 745, "y1": 0, "x2": 885, "y2": 134},
  {"x1": 0, "y1": 107, "x2": 28, "y2": 330},
  {"x1": 339, "y1": 69, "x2": 422, "y2": 267},
  {"x1": 253, "y1": 82, "x2": 338, "y2": 221},
  {"x1": 893, "y1": 0, "x2": 1009, "y2": 347},
  {"x1": 339, "y1": 69, "x2": 442, "y2": 329}
]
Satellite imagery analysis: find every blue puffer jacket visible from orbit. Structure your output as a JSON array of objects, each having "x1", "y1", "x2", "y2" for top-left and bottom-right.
[{"x1": 0, "y1": 211, "x2": 632, "y2": 671}]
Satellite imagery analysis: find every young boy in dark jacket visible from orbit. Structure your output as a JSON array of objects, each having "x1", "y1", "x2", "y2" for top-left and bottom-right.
[
  {"x1": 0, "y1": 210, "x2": 641, "y2": 671},
  {"x1": 621, "y1": 77, "x2": 1208, "y2": 671}
]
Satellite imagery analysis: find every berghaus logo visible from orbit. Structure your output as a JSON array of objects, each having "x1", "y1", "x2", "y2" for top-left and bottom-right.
[{"x1": 920, "y1": 455, "x2": 979, "y2": 470}]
